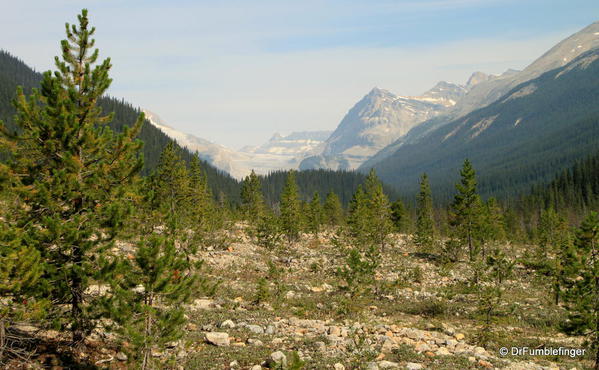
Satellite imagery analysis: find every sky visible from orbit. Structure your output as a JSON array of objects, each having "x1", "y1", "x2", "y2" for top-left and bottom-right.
[{"x1": 1, "y1": 0, "x2": 598, "y2": 149}]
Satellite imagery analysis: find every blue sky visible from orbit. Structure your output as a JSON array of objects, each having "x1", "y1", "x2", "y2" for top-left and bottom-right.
[{"x1": 1, "y1": 0, "x2": 598, "y2": 148}]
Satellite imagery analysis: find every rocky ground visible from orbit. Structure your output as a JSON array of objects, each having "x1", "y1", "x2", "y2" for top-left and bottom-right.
[{"x1": 5, "y1": 226, "x2": 592, "y2": 369}]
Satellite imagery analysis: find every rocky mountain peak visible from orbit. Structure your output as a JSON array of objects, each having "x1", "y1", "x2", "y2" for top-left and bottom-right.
[{"x1": 465, "y1": 72, "x2": 491, "y2": 89}]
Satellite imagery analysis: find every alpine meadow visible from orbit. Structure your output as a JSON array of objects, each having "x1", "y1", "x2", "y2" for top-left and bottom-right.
[{"x1": 1, "y1": 4, "x2": 599, "y2": 370}]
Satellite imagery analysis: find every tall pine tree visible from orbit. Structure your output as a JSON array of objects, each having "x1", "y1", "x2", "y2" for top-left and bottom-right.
[
  {"x1": 562, "y1": 212, "x2": 599, "y2": 369},
  {"x1": 414, "y1": 173, "x2": 436, "y2": 252},
  {"x1": 323, "y1": 191, "x2": 344, "y2": 227},
  {"x1": 363, "y1": 169, "x2": 393, "y2": 251},
  {"x1": 279, "y1": 170, "x2": 302, "y2": 243},
  {"x1": 240, "y1": 170, "x2": 265, "y2": 224},
  {"x1": 450, "y1": 159, "x2": 484, "y2": 261},
  {"x1": 0, "y1": 9, "x2": 143, "y2": 343}
]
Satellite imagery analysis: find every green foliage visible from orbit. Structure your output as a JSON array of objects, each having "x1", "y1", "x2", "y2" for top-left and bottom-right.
[
  {"x1": 255, "y1": 212, "x2": 284, "y2": 249},
  {"x1": 391, "y1": 198, "x2": 410, "y2": 233},
  {"x1": 363, "y1": 169, "x2": 394, "y2": 251},
  {"x1": 260, "y1": 169, "x2": 399, "y2": 208},
  {"x1": 337, "y1": 246, "x2": 379, "y2": 299},
  {"x1": 106, "y1": 234, "x2": 198, "y2": 369},
  {"x1": 561, "y1": 212, "x2": 599, "y2": 369},
  {"x1": 414, "y1": 173, "x2": 436, "y2": 252},
  {"x1": 323, "y1": 191, "x2": 344, "y2": 227},
  {"x1": 254, "y1": 277, "x2": 271, "y2": 304},
  {"x1": 475, "y1": 248, "x2": 514, "y2": 345},
  {"x1": 280, "y1": 170, "x2": 302, "y2": 243},
  {"x1": 241, "y1": 170, "x2": 265, "y2": 224},
  {"x1": 306, "y1": 192, "x2": 324, "y2": 234},
  {"x1": 148, "y1": 142, "x2": 190, "y2": 234},
  {"x1": 449, "y1": 159, "x2": 484, "y2": 261},
  {"x1": 0, "y1": 9, "x2": 143, "y2": 343}
]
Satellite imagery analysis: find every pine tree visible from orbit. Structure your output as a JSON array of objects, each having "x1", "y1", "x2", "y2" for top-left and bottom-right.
[
  {"x1": 561, "y1": 212, "x2": 599, "y2": 369},
  {"x1": 148, "y1": 142, "x2": 190, "y2": 236},
  {"x1": 391, "y1": 198, "x2": 410, "y2": 233},
  {"x1": 475, "y1": 248, "x2": 514, "y2": 345},
  {"x1": 279, "y1": 170, "x2": 302, "y2": 243},
  {"x1": 363, "y1": 169, "x2": 393, "y2": 251},
  {"x1": 479, "y1": 197, "x2": 506, "y2": 257},
  {"x1": 0, "y1": 9, "x2": 143, "y2": 343},
  {"x1": 188, "y1": 155, "x2": 218, "y2": 245},
  {"x1": 0, "y1": 226, "x2": 49, "y2": 362},
  {"x1": 414, "y1": 174, "x2": 436, "y2": 252},
  {"x1": 450, "y1": 159, "x2": 484, "y2": 261},
  {"x1": 240, "y1": 170, "x2": 265, "y2": 224},
  {"x1": 323, "y1": 191, "x2": 344, "y2": 227},
  {"x1": 347, "y1": 185, "x2": 370, "y2": 248},
  {"x1": 105, "y1": 235, "x2": 197, "y2": 370},
  {"x1": 307, "y1": 192, "x2": 324, "y2": 235}
]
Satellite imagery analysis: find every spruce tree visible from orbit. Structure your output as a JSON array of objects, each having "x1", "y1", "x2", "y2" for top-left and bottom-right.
[
  {"x1": 307, "y1": 192, "x2": 324, "y2": 235},
  {"x1": 450, "y1": 159, "x2": 483, "y2": 261},
  {"x1": 323, "y1": 191, "x2": 344, "y2": 227},
  {"x1": 561, "y1": 212, "x2": 599, "y2": 369},
  {"x1": 414, "y1": 173, "x2": 436, "y2": 252},
  {"x1": 240, "y1": 170, "x2": 265, "y2": 224},
  {"x1": 0, "y1": 9, "x2": 143, "y2": 343},
  {"x1": 279, "y1": 170, "x2": 302, "y2": 243},
  {"x1": 391, "y1": 198, "x2": 410, "y2": 233}
]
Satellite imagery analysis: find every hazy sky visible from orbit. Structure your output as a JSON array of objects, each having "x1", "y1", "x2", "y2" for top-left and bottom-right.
[{"x1": 1, "y1": 1, "x2": 598, "y2": 149}]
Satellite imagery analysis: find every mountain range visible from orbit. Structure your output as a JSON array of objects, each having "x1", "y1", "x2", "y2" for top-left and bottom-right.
[
  {"x1": 145, "y1": 110, "x2": 331, "y2": 179},
  {"x1": 359, "y1": 21, "x2": 599, "y2": 199}
]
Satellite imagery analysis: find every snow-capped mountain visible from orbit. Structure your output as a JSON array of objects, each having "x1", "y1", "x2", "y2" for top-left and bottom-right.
[
  {"x1": 144, "y1": 110, "x2": 250, "y2": 179},
  {"x1": 144, "y1": 110, "x2": 331, "y2": 179},
  {"x1": 299, "y1": 81, "x2": 467, "y2": 171},
  {"x1": 361, "y1": 20, "x2": 599, "y2": 170}
]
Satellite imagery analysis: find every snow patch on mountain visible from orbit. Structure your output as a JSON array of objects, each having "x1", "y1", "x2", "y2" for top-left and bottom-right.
[{"x1": 144, "y1": 110, "x2": 330, "y2": 179}]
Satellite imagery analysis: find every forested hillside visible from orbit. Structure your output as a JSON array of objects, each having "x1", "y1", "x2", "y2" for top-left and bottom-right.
[
  {"x1": 260, "y1": 169, "x2": 400, "y2": 207},
  {"x1": 366, "y1": 49, "x2": 599, "y2": 202},
  {"x1": 0, "y1": 49, "x2": 241, "y2": 201}
]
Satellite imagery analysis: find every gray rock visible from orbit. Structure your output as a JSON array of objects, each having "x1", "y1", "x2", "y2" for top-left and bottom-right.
[
  {"x1": 267, "y1": 351, "x2": 287, "y2": 367},
  {"x1": 366, "y1": 362, "x2": 379, "y2": 370},
  {"x1": 314, "y1": 341, "x2": 326, "y2": 352},
  {"x1": 247, "y1": 324, "x2": 264, "y2": 334},
  {"x1": 250, "y1": 366, "x2": 262, "y2": 370},
  {"x1": 265, "y1": 325, "x2": 276, "y2": 335},
  {"x1": 229, "y1": 360, "x2": 240, "y2": 368},
  {"x1": 405, "y1": 363, "x2": 423, "y2": 370},
  {"x1": 116, "y1": 352, "x2": 128, "y2": 361},
  {"x1": 248, "y1": 338, "x2": 264, "y2": 346},
  {"x1": 378, "y1": 361, "x2": 399, "y2": 368},
  {"x1": 205, "y1": 332, "x2": 230, "y2": 346},
  {"x1": 220, "y1": 319, "x2": 236, "y2": 329}
]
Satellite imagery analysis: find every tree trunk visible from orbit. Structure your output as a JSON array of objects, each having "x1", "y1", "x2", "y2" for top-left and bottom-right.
[
  {"x1": 71, "y1": 245, "x2": 84, "y2": 345},
  {"x1": 0, "y1": 319, "x2": 5, "y2": 362}
]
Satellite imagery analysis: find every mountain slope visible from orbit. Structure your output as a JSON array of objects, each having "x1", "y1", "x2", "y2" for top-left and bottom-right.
[
  {"x1": 0, "y1": 50, "x2": 241, "y2": 200},
  {"x1": 367, "y1": 49, "x2": 599, "y2": 200},
  {"x1": 299, "y1": 82, "x2": 466, "y2": 171},
  {"x1": 363, "y1": 21, "x2": 599, "y2": 169}
]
